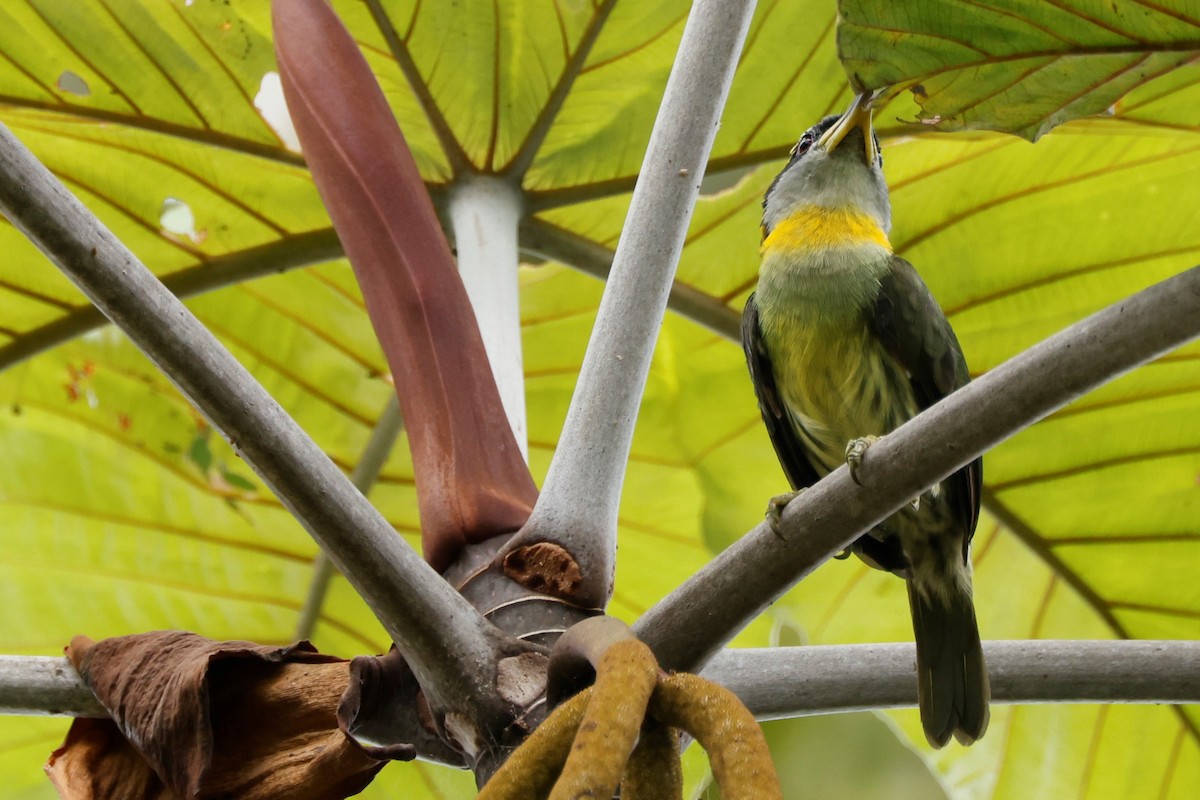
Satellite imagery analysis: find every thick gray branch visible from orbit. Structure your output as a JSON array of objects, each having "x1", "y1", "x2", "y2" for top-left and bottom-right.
[
  {"x1": 0, "y1": 122, "x2": 513, "y2": 723},
  {"x1": 635, "y1": 266, "x2": 1200, "y2": 671},
  {"x1": 703, "y1": 641, "x2": 1200, "y2": 719},
  {"x1": 509, "y1": 0, "x2": 758, "y2": 606},
  {"x1": 0, "y1": 657, "x2": 105, "y2": 717},
  {"x1": 0, "y1": 654, "x2": 459, "y2": 765},
  {"x1": 9, "y1": 641, "x2": 1197, "y2": 721}
]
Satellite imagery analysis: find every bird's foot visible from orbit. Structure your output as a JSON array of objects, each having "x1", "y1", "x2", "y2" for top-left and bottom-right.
[
  {"x1": 845, "y1": 435, "x2": 880, "y2": 486},
  {"x1": 766, "y1": 490, "x2": 804, "y2": 539}
]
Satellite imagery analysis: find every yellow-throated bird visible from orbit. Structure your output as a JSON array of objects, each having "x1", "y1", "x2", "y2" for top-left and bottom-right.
[{"x1": 742, "y1": 93, "x2": 989, "y2": 747}]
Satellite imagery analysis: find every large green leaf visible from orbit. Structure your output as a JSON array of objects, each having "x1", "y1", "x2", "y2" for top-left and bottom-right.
[
  {"x1": 1, "y1": 1, "x2": 1197, "y2": 797},
  {"x1": 837, "y1": 0, "x2": 1200, "y2": 140}
]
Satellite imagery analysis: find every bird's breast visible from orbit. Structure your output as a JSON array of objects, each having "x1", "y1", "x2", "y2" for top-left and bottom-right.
[
  {"x1": 754, "y1": 208, "x2": 913, "y2": 472},
  {"x1": 765, "y1": 316, "x2": 914, "y2": 473},
  {"x1": 757, "y1": 204, "x2": 893, "y2": 321}
]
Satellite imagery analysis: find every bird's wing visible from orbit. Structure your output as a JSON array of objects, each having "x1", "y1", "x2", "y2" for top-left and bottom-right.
[
  {"x1": 872, "y1": 257, "x2": 983, "y2": 545},
  {"x1": 742, "y1": 293, "x2": 823, "y2": 491}
]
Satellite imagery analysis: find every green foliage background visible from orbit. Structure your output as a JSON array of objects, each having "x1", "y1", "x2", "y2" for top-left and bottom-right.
[{"x1": 0, "y1": 1, "x2": 1197, "y2": 797}]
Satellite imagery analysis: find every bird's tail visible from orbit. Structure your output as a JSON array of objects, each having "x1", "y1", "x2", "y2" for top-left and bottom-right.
[{"x1": 907, "y1": 580, "x2": 990, "y2": 747}]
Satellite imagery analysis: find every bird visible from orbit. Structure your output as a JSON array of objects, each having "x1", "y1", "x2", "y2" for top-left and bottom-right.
[{"x1": 741, "y1": 92, "x2": 989, "y2": 747}]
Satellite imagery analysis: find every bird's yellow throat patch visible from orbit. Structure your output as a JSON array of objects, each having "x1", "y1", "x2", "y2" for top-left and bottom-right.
[{"x1": 761, "y1": 206, "x2": 891, "y2": 256}]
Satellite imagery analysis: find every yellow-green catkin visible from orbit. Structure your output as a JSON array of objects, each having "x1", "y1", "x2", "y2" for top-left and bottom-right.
[
  {"x1": 549, "y1": 639, "x2": 659, "y2": 800},
  {"x1": 650, "y1": 673, "x2": 781, "y2": 800},
  {"x1": 620, "y1": 723, "x2": 683, "y2": 800},
  {"x1": 476, "y1": 688, "x2": 590, "y2": 800}
]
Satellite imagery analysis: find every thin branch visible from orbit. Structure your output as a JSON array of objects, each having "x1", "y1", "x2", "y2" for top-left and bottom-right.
[
  {"x1": 0, "y1": 121, "x2": 516, "y2": 724},
  {"x1": 11, "y1": 640, "x2": 1199, "y2": 721},
  {"x1": 448, "y1": 177, "x2": 528, "y2": 457},
  {"x1": 519, "y1": 217, "x2": 741, "y2": 340},
  {"x1": 0, "y1": 228, "x2": 343, "y2": 371},
  {"x1": 507, "y1": 0, "x2": 759, "y2": 607},
  {"x1": 0, "y1": 654, "x2": 463, "y2": 766},
  {"x1": 702, "y1": 641, "x2": 1200, "y2": 719},
  {"x1": 634, "y1": 266, "x2": 1200, "y2": 672},
  {"x1": 295, "y1": 395, "x2": 404, "y2": 642}
]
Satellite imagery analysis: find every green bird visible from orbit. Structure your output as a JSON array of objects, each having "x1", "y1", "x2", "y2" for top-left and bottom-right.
[{"x1": 742, "y1": 93, "x2": 989, "y2": 747}]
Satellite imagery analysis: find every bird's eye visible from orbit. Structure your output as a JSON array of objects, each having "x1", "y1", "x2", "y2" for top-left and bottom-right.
[{"x1": 789, "y1": 132, "x2": 815, "y2": 159}]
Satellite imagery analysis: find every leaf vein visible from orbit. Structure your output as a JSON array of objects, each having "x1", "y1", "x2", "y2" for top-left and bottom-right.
[{"x1": 96, "y1": 0, "x2": 210, "y2": 131}]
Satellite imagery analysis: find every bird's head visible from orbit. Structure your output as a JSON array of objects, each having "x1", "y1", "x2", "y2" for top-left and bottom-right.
[{"x1": 761, "y1": 93, "x2": 890, "y2": 242}]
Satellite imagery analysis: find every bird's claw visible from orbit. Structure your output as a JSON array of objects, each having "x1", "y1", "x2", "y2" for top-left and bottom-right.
[
  {"x1": 766, "y1": 490, "x2": 803, "y2": 539},
  {"x1": 845, "y1": 435, "x2": 879, "y2": 486}
]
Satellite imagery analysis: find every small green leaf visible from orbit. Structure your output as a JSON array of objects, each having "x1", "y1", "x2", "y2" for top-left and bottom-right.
[
  {"x1": 187, "y1": 432, "x2": 212, "y2": 473},
  {"x1": 218, "y1": 466, "x2": 256, "y2": 493}
]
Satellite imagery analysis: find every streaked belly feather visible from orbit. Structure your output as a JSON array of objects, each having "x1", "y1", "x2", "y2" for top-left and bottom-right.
[{"x1": 772, "y1": 320, "x2": 917, "y2": 475}]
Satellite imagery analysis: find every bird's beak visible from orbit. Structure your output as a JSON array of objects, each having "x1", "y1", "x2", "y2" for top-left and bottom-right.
[{"x1": 816, "y1": 91, "x2": 878, "y2": 163}]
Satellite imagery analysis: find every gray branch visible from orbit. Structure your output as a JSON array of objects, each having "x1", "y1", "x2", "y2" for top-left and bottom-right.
[
  {"x1": 703, "y1": 641, "x2": 1200, "y2": 719},
  {"x1": 0, "y1": 122, "x2": 514, "y2": 724},
  {"x1": 8, "y1": 640, "x2": 1198, "y2": 721},
  {"x1": 0, "y1": 657, "x2": 105, "y2": 718},
  {"x1": 0, "y1": 653, "x2": 457, "y2": 766},
  {"x1": 508, "y1": 0, "x2": 759, "y2": 605},
  {"x1": 635, "y1": 266, "x2": 1200, "y2": 672}
]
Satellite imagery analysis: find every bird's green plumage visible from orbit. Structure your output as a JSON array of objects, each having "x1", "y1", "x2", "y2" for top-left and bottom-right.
[
  {"x1": 755, "y1": 245, "x2": 914, "y2": 478},
  {"x1": 743, "y1": 96, "x2": 989, "y2": 747}
]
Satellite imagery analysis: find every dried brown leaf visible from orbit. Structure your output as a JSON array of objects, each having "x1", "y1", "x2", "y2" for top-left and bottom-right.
[
  {"x1": 49, "y1": 631, "x2": 393, "y2": 800},
  {"x1": 46, "y1": 717, "x2": 175, "y2": 800}
]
